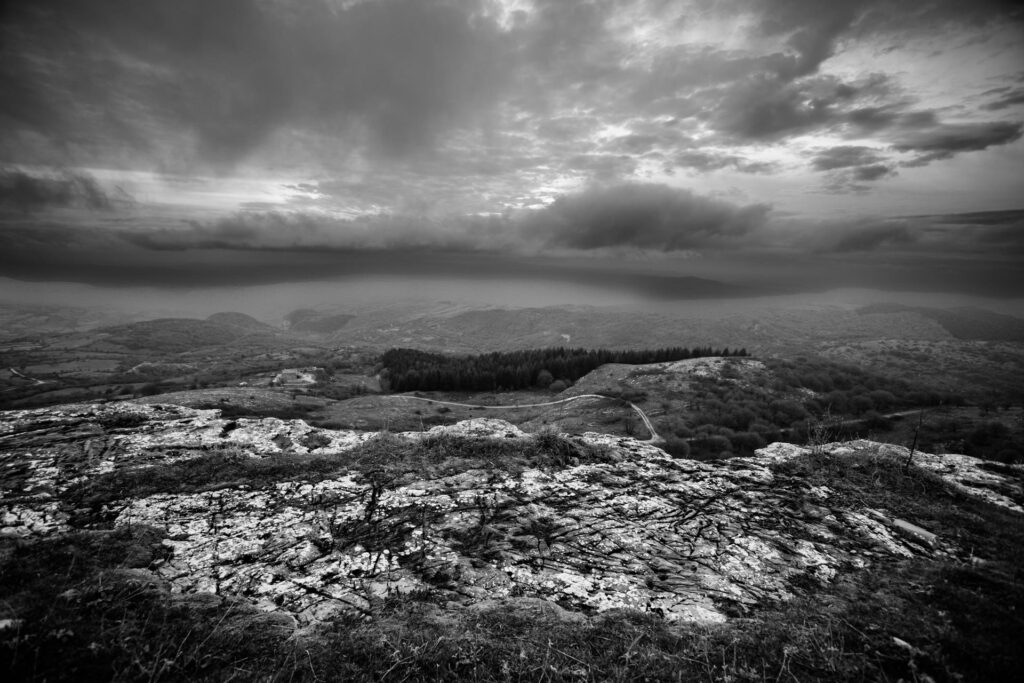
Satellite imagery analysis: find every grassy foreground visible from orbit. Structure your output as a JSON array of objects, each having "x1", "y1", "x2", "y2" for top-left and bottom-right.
[{"x1": 3, "y1": 451, "x2": 1023, "y2": 681}]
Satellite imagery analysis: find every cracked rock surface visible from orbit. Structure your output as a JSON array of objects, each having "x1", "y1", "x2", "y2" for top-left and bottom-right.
[{"x1": 2, "y1": 401, "x2": 1022, "y2": 625}]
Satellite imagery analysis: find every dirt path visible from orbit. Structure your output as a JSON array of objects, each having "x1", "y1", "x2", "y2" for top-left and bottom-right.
[
  {"x1": 385, "y1": 396, "x2": 929, "y2": 449},
  {"x1": 8, "y1": 367, "x2": 49, "y2": 385},
  {"x1": 389, "y1": 393, "x2": 664, "y2": 443}
]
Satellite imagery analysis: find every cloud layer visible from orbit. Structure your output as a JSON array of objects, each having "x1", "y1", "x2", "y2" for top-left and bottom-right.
[
  {"x1": 526, "y1": 184, "x2": 769, "y2": 251},
  {"x1": 0, "y1": 0, "x2": 1022, "y2": 298},
  {"x1": 2, "y1": 0, "x2": 1021, "y2": 198},
  {"x1": 0, "y1": 168, "x2": 125, "y2": 212},
  {"x1": 0, "y1": 0, "x2": 507, "y2": 166}
]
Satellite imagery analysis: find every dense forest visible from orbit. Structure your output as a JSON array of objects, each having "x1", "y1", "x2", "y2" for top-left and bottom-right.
[{"x1": 380, "y1": 346, "x2": 746, "y2": 392}]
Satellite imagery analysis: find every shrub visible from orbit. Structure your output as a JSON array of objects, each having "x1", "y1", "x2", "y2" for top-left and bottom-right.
[
  {"x1": 660, "y1": 437, "x2": 691, "y2": 458},
  {"x1": 97, "y1": 412, "x2": 149, "y2": 430},
  {"x1": 867, "y1": 390, "x2": 896, "y2": 411},
  {"x1": 850, "y1": 395, "x2": 874, "y2": 415},
  {"x1": 300, "y1": 431, "x2": 332, "y2": 450},
  {"x1": 690, "y1": 435, "x2": 733, "y2": 460},
  {"x1": 968, "y1": 421, "x2": 1010, "y2": 446},
  {"x1": 862, "y1": 410, "x2": 891, "y2": 430},
  {"x1": 769, "y1": 399, "x2": 809, "y2": 424},
  {"x1": 750, "y1": 421, "x2": 782, "y2": 442},
  {"x1": 994, "y1": 448, "x2": 1023, "y2": 464},
  {"x1": 729, "y1": 431, "x2": 766, "y2": 454},
  {"x1": 671, "y1": 423, "x2": 694, "y2": 439}
]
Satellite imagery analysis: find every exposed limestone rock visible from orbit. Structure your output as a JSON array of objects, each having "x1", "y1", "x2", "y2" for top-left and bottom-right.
[
  {"x1": 422, "y1": 417, "x2": 530, "y2": 440},
  {"x1": 776, "y1": 440, "x2": 1024, "y2": 514},
  {"x1": 2, "y1": 401, "x2": 1022, "y2": 627},
  {"x1": 0, "y1": 502, "x2": 67, "y2": 537},
  {"x1": 660, "y1": 356, "x2": 765, "y2": 379}
]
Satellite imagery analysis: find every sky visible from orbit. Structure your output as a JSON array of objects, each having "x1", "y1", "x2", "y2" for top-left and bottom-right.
[{"x1": 1, "y1": 0, "x2": 1023, "y2": 307}]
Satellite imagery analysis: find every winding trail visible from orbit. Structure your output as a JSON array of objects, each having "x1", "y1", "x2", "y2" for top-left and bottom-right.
[
  {"x1": 8, "y1": 367, "x2": 49, "y2": 385},
  {"x1": 384, "y1": 395, "x2": 932, "y2": 449},
  {"x1": 389, "y1": 393, "x2": 664, "y2": 444}
]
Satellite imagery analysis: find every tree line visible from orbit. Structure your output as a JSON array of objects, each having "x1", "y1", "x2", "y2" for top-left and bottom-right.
[{"x1": 380, "y1": 346, "x2": 747, "y2": 392}]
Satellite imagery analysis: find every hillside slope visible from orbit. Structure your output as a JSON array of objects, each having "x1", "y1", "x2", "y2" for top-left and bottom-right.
[{"x1": 2, "y1": 402, "x2": 1023, "y2": 680}]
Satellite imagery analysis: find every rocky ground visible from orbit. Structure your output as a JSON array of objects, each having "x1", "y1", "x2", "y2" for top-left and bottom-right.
[{"x1": 3, "y1": 401, "x2": 1022, "y2": 631}]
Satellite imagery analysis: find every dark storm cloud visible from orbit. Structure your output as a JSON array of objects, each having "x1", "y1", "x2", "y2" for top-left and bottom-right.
[
  {"x1": 821, "y1": 107, "x2": 1024, "y2": 168},
  {"x1": 822, "y1": 167, "x2": 898, "y2": 194},
  {"x1": 708, "y1": 68, "x2": 1013, "y2": 174},
  {"x1": 785, "y1": 106, "x2": 1023, "y2": 171},
  {"x1": 851, "y1": 164, "x2": 894, "y2": 181},
  {"x1": 0, "y1": 168, "x2": 123, "y2": 212},
  {"x1": 811, "y1": 146, "x2": 896, "y2": 192},
  {"x1": 981, "y1": 88, "x2": 1024, "y2": 111},
  {"x1": 675, "y1": 0, "x2": 985, "y2": 146},
  {"x1": 828, "y1": 223, "x2": 915, "y2": 252},
  {"x1": 805, "y1": 209, "x2": 1024, "y2": 255},
  {"x1": 0, "y1": 216, "x2": 765, "y2": 297},
  {"x1": 566, "y1": 0, "x2": 1018, "y2": 120},
  {"x1": 901, "y1": 209, "x2": 1024, "y2": 254},
  {"x1": 0, "y1": 0, "x2": 1021, "y2": 298},
  {"x1": 1, "y1": 0, "x2": 1019, "y2": 195},
  {"x1": 603, "y1": 135, "x2": 664, "y2": 155},
  {"x1": 119, "y1": 210, "x2": 498, "y2": 253},
  {"x1": 510, "y1": 0, "x2": 628, "y2": 94},
  {"x1": 563, "y1": 155, "x2": 638, "y2": 181},
  {"x1": 778, "y1": 0, "x2": 1024, "y2": 56},
  {"x1": 911, "y1": 209, "x2": 1024, "y2": 227},
  {"x1": 811, "y1": 146, "x2": 887, "y2": 171},
  {"x1": 119, "y1": 183, "x2": 772, "y2": 255},
  {"x1": 0, "y1": 181, "x2": 772, "y2": 263},
  {"x1": 0, "y1": 224, "x2": 85, "y2": 251},
  {"x1": 755, "y1": 0, "x2": 868, "y2": 79},
  {"x1": 672, "y1": 152, "x2": 777, "y2": 175},
  {"x1": 3, "y1": 199, "x2": 1023, "y2": 298},
  {"x1": 680, "y1": 1, "x2": 1022, "y2": 167},
  {"x1": 527, "y1": 184, "x2": 770, "y2": 251},
  {"x1": 0, "y1": 0, "x2": 506, "y2": 164},
  {"x1": 857, "y1": 0, "x2": 1024, "y2": 32},
  {"x1": 110, "y1": 203, "x2": 1024, "y2": 261},
  {"x1": 893, "y1": 121, "x2": 1024, "y2": 166},
  {"x1": 711, "y1": 73, "x2": 885, "y2": 141},
  {"x1": 845, "y1": 106, "x2": 904, "y2": 132},
  {"x1": 0, "y1": 221, "x2": 139, "y2": 285}
]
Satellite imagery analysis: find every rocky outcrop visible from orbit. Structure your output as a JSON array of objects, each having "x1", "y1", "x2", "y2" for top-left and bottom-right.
[{"x1": 2, "y1": 402, "x2": 1022, "y2": 626}]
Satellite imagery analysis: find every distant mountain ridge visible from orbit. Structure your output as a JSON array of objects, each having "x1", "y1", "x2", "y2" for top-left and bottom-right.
[
  {"x1": 99, "y1": 316, "x2": 282, "y2": 352},
  {"x1": 205, "y1": 311, "x2": 274, "y2": 330},
  {"x1": 285, "y1": 308, "x2": 356, "y2": 333},
  {"x1": 858, "y1": 304, "x2": 1024, "y2": 341}
]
